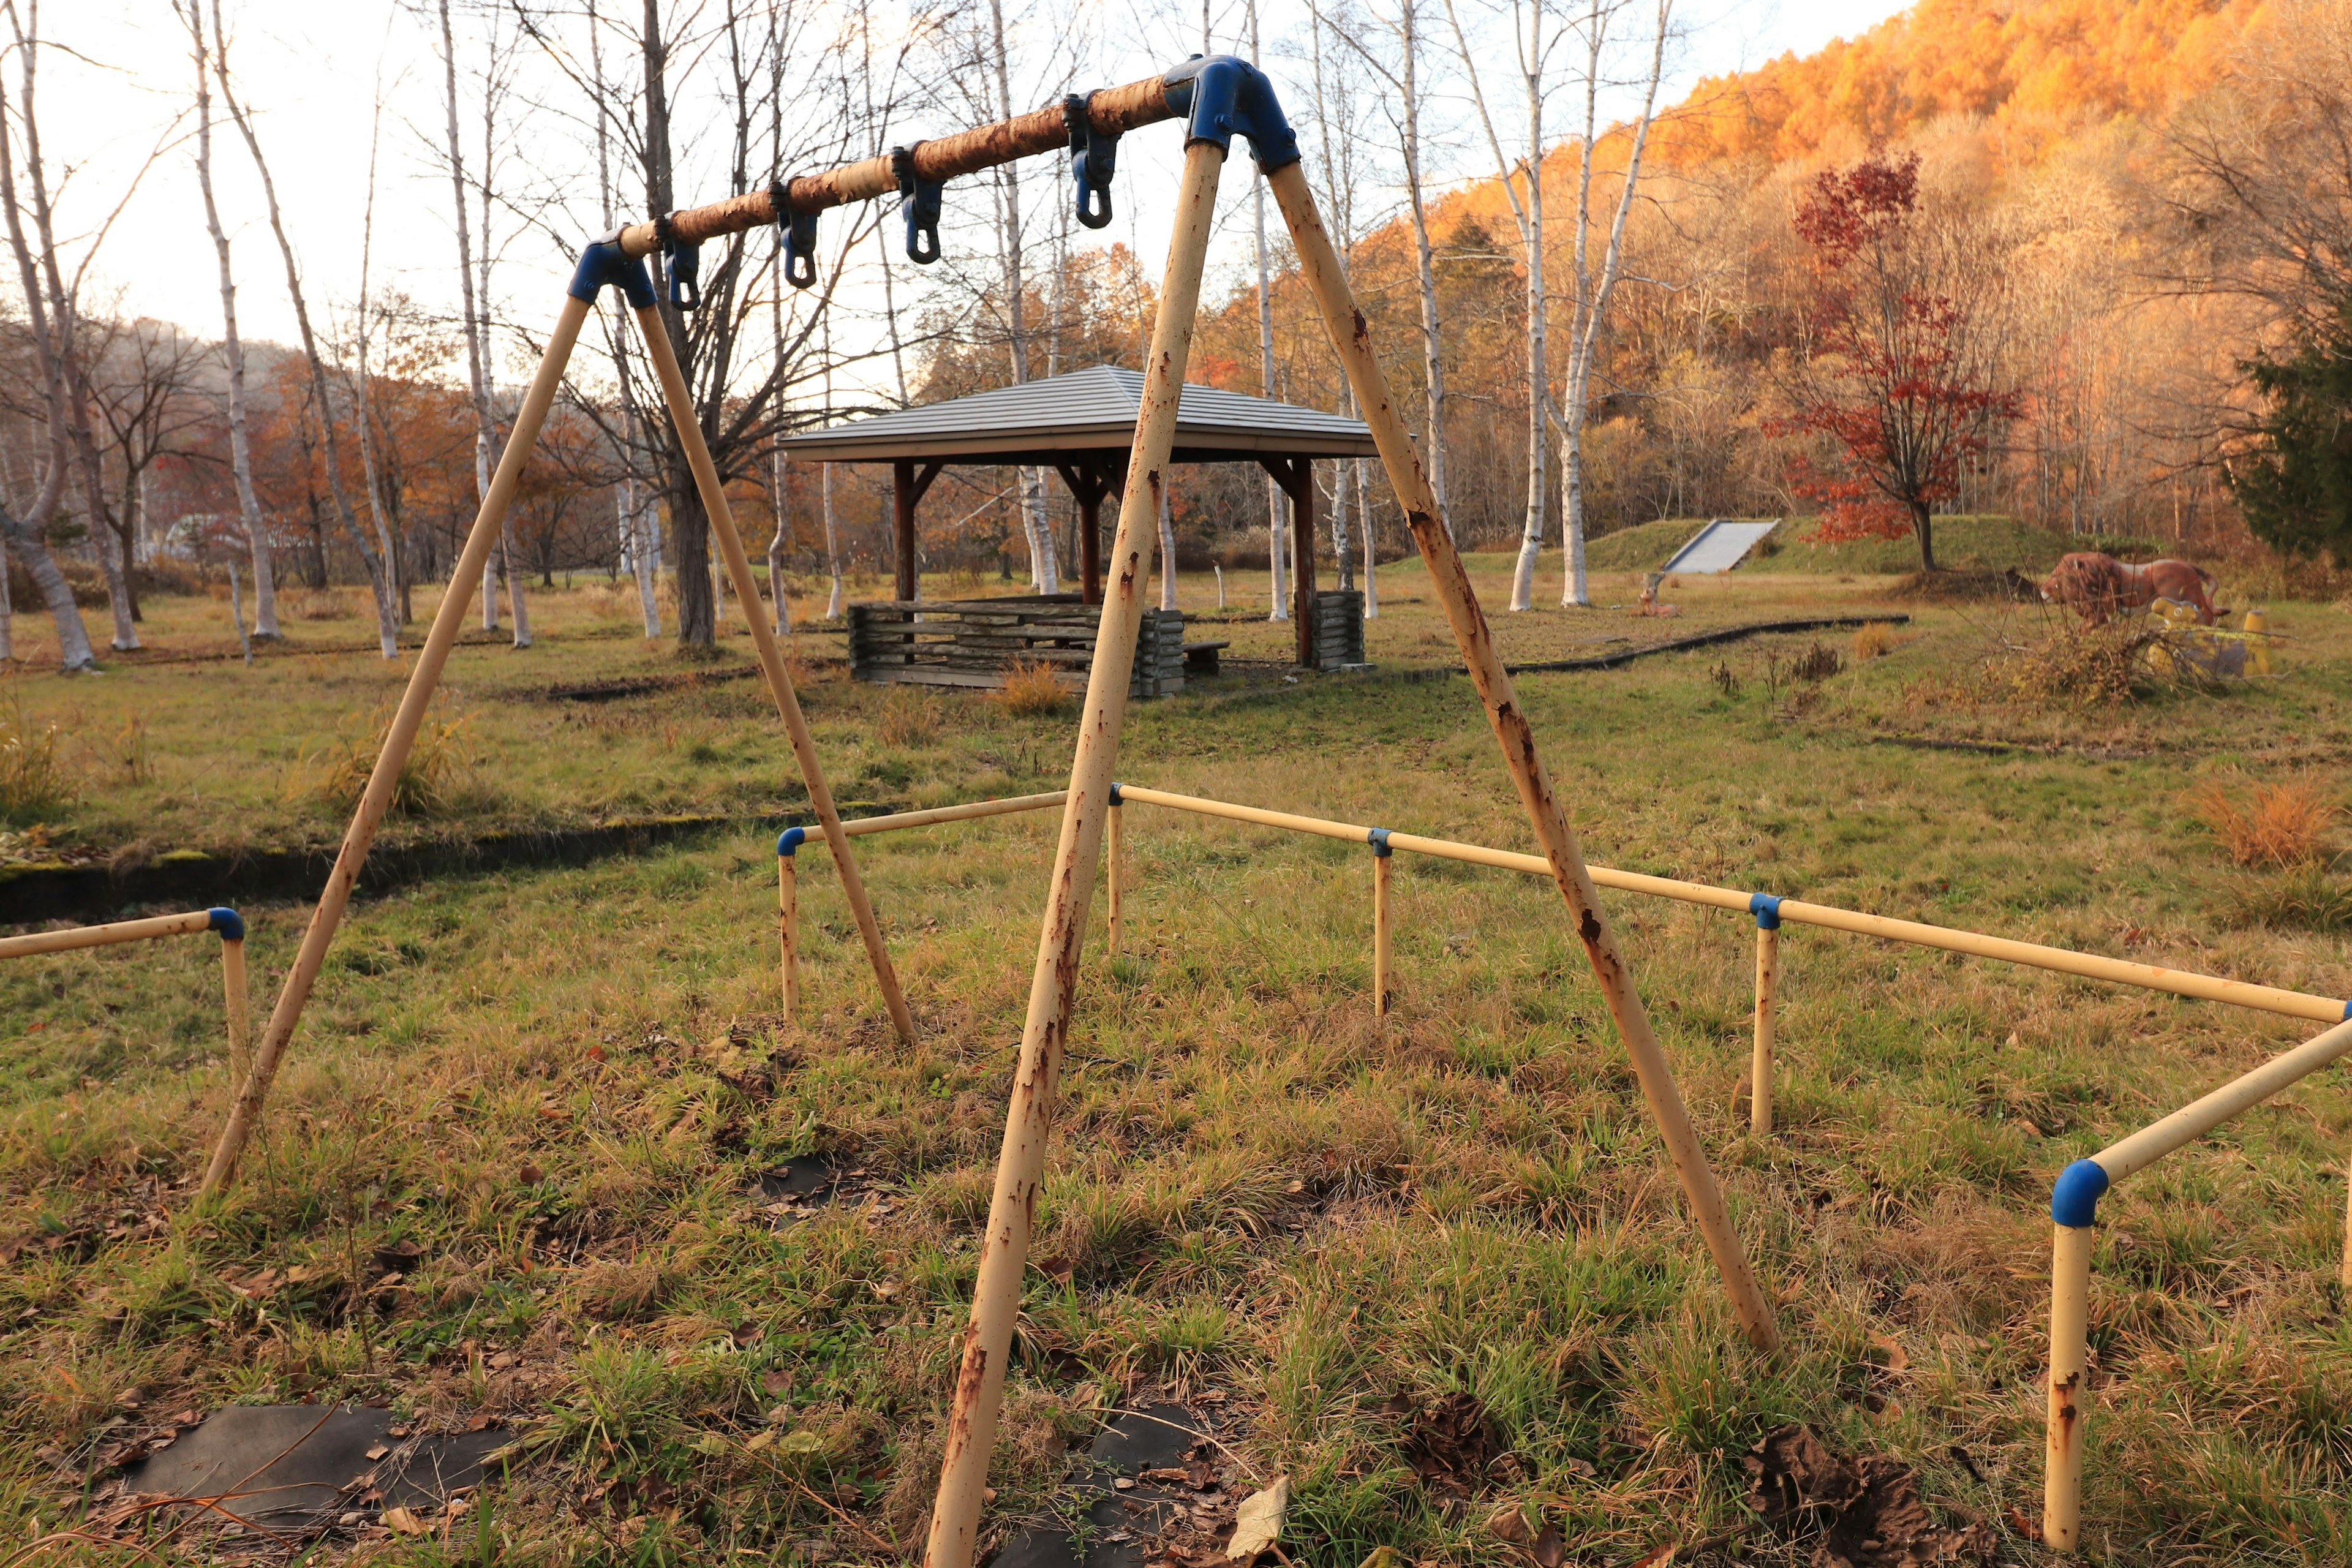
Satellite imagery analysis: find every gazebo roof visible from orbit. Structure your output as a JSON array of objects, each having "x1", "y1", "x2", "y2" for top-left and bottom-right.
[{"x1": 773, "y1": 364, "x2": 1379, "y2": 466}]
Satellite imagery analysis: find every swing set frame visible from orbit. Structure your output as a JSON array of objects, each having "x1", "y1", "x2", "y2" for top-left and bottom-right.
[{"x1": 200, "y1": 54, "x2": 1782, "y2": 1568}]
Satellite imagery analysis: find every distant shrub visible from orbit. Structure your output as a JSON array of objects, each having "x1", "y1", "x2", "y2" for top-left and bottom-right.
[
  {"x1": 1791, "y1": 641, "x2": 1843, "y2": 681},
  {"x1": 992, "y1": 660, "x2": 1068, "y2": 717},
  {"x1": 306, "y1": 701, "x2": 475, "y2": 817},
  {"x1": 1851, "y1": 621, "x2": 1897, "y2": 660},
  {"x1": 2188, "y1": 777, "x2": 2338, "y2": 868},
  {"x1": 0, "y1": 687, "x2": 70, "y2": 821}
]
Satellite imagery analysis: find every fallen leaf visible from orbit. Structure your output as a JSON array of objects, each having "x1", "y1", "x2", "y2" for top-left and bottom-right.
[
  {"x1": 745, "y1": 1430, "x2": 775, "y2": 1452},
  {"x1": 1627, "y1": 1547, "x2": 1676, "y2": 1568},
  {"x1": 1530, "y1": 1523, "x2": 1564, "y2": 1567},
  {"x1": 1867, "y1": 1333, "x2": 1908, "y2": 1374},
  {"x1": 466, "y1": 1414, "x2": 495, "y2": 1433},
  {"x1": 364, "y1": 1444, "x2": 390, "y2": 1461},
  {"x1": 518, "y1": 1163, "x2": 544, "y2": 1186},
  {"x1": 383, "y1": 1506, "x2": 429, "y2": 1535},
  {"x1": 732, "y1": 1321, "x2": 764, "y2": 1348},
  {"x1": 373, "y1": 1239, "x2": 426, "y2": 1275},
  {"x1": 1484, "y1": 1502, "x2": 1531, "y2": 1544},
  {"x1": 1224, "y1": 1476, "x2": 1289, "y2": 1562},
  {"x1": 2002, "y1": 1506, "x2": 2039, "y2": 1543}
]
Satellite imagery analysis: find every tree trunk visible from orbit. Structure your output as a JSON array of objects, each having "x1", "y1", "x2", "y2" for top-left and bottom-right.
[
  {"x1": 640, "y1": 0, "x2": 709, "y2": 648},
  {"x1": 1358, "y1": 457, "x2": 1379, "y2": 617},
  {"x1": 0, "y1": 503, "x2": 94, "y2": 669},
  {"x1": 1913, "y1": 503, "x2": 1937, "y2": 573},
  {"x1": 184, "y1": 0, "x2": 275, "y2": 639},
  {"x1": 1564, "y1": 429, "x2": 1589, "y2": 608}
]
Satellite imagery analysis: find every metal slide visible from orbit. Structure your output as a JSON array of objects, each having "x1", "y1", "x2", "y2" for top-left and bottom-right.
[{"x1": 1661, "y1": 517, "x2": 1779, "y2": 573}]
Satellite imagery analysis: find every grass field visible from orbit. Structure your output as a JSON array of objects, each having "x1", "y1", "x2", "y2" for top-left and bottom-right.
[{"x1": 4, "y1": 554, "x2": 2351, "y2": 1565}]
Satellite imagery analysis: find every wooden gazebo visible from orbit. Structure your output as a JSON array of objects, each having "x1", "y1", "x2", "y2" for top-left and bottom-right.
[{"x1": 774, "y1": 364, "x2": 1378, "y2": 670}]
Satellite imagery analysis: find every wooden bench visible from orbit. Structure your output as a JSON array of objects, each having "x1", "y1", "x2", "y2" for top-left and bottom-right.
[{"x1": 1183, "y1": 639, "x2": 1230, "y2": 676}]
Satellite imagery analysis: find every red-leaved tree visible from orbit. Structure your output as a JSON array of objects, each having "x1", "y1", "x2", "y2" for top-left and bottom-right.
[{"x1": 1770, "y1": 152, "x2": 2020, "y2": 572}]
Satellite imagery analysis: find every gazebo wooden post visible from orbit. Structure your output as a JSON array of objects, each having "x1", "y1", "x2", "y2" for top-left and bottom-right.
[
  {"x1": 892, "y1": 460, "x2": 917, "y2": 602},
  {"x1": 1261, "y1": 457, "x2": 1317, "y2": 668},
  {"x1": 891, "y1": 459, "x2": 943, "y2": 603},
  {"x1": 1053, "y1": 461, "x2": 1115, "y2": 606}
]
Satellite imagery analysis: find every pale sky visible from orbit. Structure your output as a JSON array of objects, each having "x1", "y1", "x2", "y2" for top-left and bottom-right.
[{"x1": 51, "y1": 0, "x2": 1911, "y2": 398}]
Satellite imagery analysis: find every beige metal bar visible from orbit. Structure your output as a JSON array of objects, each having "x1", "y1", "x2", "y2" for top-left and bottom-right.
[
  {"x1": 1107, "y1": 785, "x2": 2343, "y2": 1025},
  {"x1": 1266, "y1": 159, "x2": 1780, "y2": 1355},
  {"x1": 1107, "y1": 801, "x2": 1124, "y2": 959},
  {"x1": 777, "y1": 854, "x2": 799, "y2": 1018},
  {"x1": 921, "y1": 138, "x2": 1229, "y2": 1568},
  {"x1": 221, "y1": 937, "x2": 251, "y2": 1092},
  {"x1": 2041, "y1": 1014, "x2": 2352, "y2": 1548},
  {"x1": 835, "y1": 791, "x2": 1069, "y2": 839},
  {"x1": 201, "y1": 293, "x2": 595, "y2": 1197},
  {"x1": 1751, "y1": 924, "x2": 1779, "y2": 1136},
  {"x1": 2043, "y1": 1221, "x2": 2095, "y2": 1551},
  {"x1": 2090, "y1": 1017, "x2": 2352, "y2": 1185},
  {"x1": 0, "y1": 910, "x2": 214, "y2": 959},
  {"x1": 632, "y1": 303, "x2": 916, "y2": 1048}
]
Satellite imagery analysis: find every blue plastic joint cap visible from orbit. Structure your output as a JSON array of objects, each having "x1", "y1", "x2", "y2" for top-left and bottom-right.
[
  {"x1": 2342, "y1": 998, "x2": 2351, "y2": 1022},
  {"x1": 1749, "y1": 892, "x2": 1782, "y2": 930},
  {"x1": 207, "y1": 907, "x2": 246, "y2": 941},
  {"x1": 1161, "y1": 55, "x2": 1302, "y2": 172},
  {"x1": 1367, "y1": 827, "x2": 1392, "y2": 858},
  {"x1": 777, "y1": 826, "x2": 807, "y2": 857},
  {"x1": 567, "y1": 231, "x2": 658, "y2": 308},
  {"x1": 2051, "y1": 1159, "x2": 2110, "y2": 1227},
  {"x1": 1109, "y1": 782, "x2": 1124, "y2": 806}
]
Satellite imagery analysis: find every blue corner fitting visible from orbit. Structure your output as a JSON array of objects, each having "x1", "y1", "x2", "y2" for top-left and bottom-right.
[
  {"x1": 1161, "y1": 55, "x2": 1300, "y2": 172},
  {"x1": 777, "y1": 826, "x2": 807, "y2": 858},
  {"x1": 207, "y1": 907, "x2": 245, "y2": 941},
  {"x1": 2051, "y1": 1159, "x2": 2110, "y2": 1227},
  {"x1": 1367, "y1": 827, "x2": 1392, "y2": 858},
  {"x1": 568, "y1": 232, "x2": 658, "y2": 308},
  {"x1": 2343, "y1": 998, "x2": 2351, "y2": 1022},
  {"x1": 1109, "y1": 782, "x2": 1125, "y2": 806},
  {"x1": 1749, "y1": 892, "x2": 1782, "y2": 930}
]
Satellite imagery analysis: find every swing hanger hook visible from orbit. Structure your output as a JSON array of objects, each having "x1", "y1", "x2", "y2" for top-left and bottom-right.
[
  {"x1": 771, "y1": 179, "x2": 820, "y2": 291},
  {"x1": 1063, "y1": 92, "x2": 1118, "y2": 229},
  {"x1": 892, "y1": 145, "x2": 944, "y2": 265},
  {"x1": 654, "y1": 214, "x2": 701, "y2": 310}
]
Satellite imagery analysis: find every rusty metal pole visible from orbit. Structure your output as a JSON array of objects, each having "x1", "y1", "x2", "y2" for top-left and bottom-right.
[
  {"x1": 1751, "y1": 918, "x2": 1780, "y2": 1137},
  {"x1": 633, "y1": 304, "x2": 917, "y2": 1048},
  {"x1": 200, "y1": 293, "x2": 595, "y2": 1197},
  {"x1": 2043, "y1": 1219, "x2": 2094, "y2": 1550},
  {"x1": 1373, "y1": 837, "x2": 1394, "y2": 1018},
  {"x1": 920, "y1": 137, "x2": 1227, "y2": 1568},
  {"x1": 1267, "y1": 159, "x2": 1781, "y2": 1354},
  {"x1": 777, "y1": 840, "x2": 801, "y2": 1018}
]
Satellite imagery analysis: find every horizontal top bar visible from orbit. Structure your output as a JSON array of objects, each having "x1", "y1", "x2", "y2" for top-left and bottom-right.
[
  {"x1": 0, "y1": 909, "x2": 220, "y2": 959},
  {"x1": 2093, "y1": 1016, "x2": 2352, "y2": 1184},
  {"x1": 1102, "y1": 785, "x2": 2345, "y2": 1023},
  {"x1": 616, "y1": 75, "x2": 1177, "y2": 260}
]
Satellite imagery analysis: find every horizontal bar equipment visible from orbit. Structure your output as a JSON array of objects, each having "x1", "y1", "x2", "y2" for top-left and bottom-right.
[
  {"x1": 779, "y1": 791, "x2": 1070, "y2": 850},
  {"x1": 1103, "y1": 785, "x2": 2345, "y2": 1024},
  {"x1": 0, "y1": 907, "x2": 243, "y2": 959},
  {"x1": 2042, "y1": 1014, "x2": 2352, "y2": 1549}
]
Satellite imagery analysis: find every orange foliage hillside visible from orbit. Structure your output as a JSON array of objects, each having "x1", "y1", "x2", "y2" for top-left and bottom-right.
[{"x1": 1667, "y1": 0, "x2": 2266, "y2": 167}]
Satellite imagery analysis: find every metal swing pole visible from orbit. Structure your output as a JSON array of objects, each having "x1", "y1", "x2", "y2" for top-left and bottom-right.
[
  {"x1": 630, "y1": 301, "x2": 917, "y2": 1047},
  {"x1": 920, "y1": 125, "x2": 1231, "y2": 1568},
  {"x1": 202, "y1": 292, "x2": 595, "y2": 1195},
  {"x1": 1265, "y1": 159, "x2": 1783, "y2": 1354}
]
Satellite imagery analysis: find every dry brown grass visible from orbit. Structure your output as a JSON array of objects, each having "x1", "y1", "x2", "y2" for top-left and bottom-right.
[
  {"x1": 2187, "y1": 776, "x2": 2339, "y2": 868},
  {"x1": 304, "y1": 701, "x2": 477, "y2": 817},
  {"x1": 875, "y1": 685, "x2": 943, "y2": 747},
  {"x1": 284, "y1": 587, "x2": 361, "y2": 622},
  {"x1": 1851, "y1": 621, "x2": 1898, "y2": 661},
  {"x1": 991, "y1": 658, "x2": 1069, "y2": 717}
]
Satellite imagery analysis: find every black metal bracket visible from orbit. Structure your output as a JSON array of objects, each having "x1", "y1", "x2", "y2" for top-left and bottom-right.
[
  {"x1": 771, "y1": 180, "x2": 819, "y2": 291},
  {"x1": 1063, "y1": 92, "x2": 1118, "y2": 229},
  {"x1": 892, "y1": 145, "x2": 943, "y2": 265},
  {"x1": 657, "y1": 219, "x2": 702, "y2": 310}
]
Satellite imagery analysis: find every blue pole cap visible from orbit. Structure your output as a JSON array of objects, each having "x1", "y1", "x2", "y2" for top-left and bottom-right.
[
  {"x1": 1109, "y1": 782, "x2": 1124, "y2": 806},
  {"x1": 1367, "y1": 827, "x2": 1392, "y2": 858},
  {"x1": 567, "y1": 232, "x2": 658, "y2": 308},
  {"x1": 207, "y1": 907, "x2": 245, "y2": 941},
  {"x1": 2051, "y1": 1159, "x2": 2110, "y2": 1227},
  {"x1": 777, "y1": 826, "x2": 807, "y2": 857},
  {"x1": 1749, "y1": 892, "x2": 1782, "y2": 930}
]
